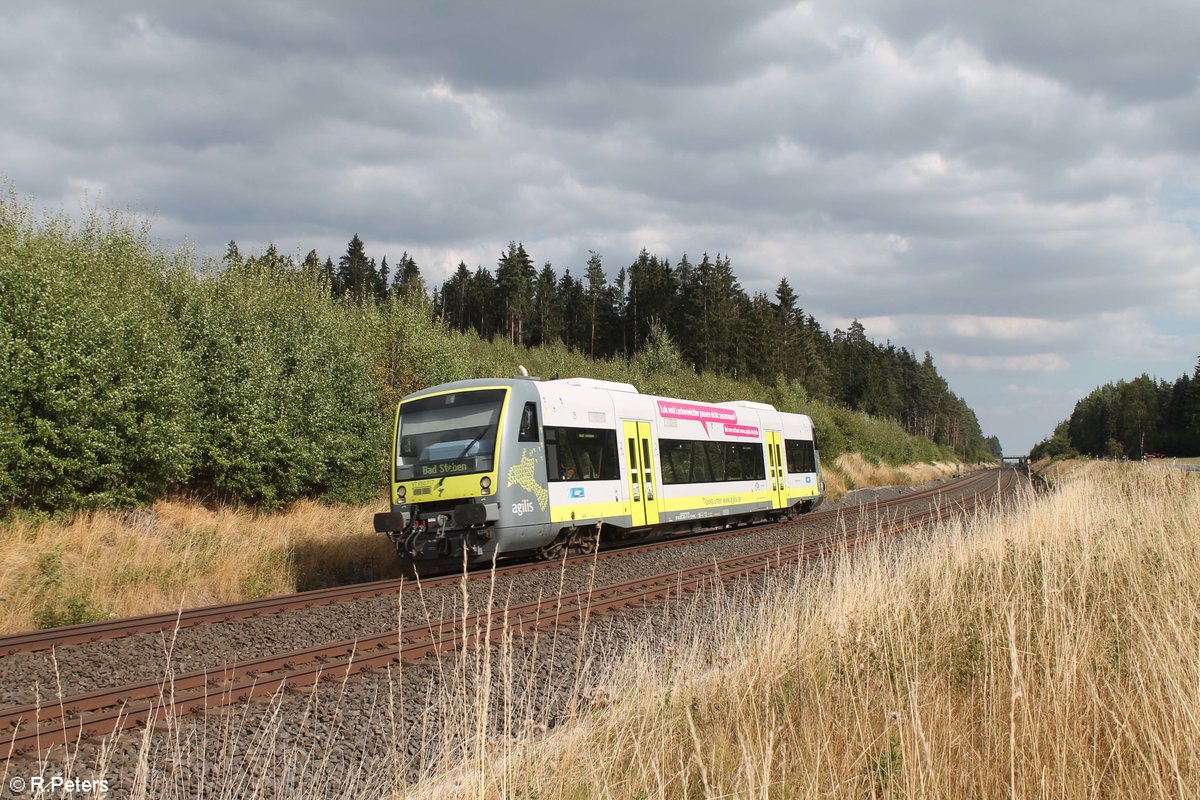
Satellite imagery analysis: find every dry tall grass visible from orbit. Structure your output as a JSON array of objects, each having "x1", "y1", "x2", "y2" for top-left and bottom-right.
[
  {"x1": 19, "y1": 463, "x2": 1195, "y2": 798},
  {"x1": 0, "y1": 498, "x2": 398, "y2": 633},
  {"x1": 415, "y1": 462, "x2": 1199, "y2": 799},
  {"x1": 822, "y1": 453, "x2": 963, "y2": 500}
]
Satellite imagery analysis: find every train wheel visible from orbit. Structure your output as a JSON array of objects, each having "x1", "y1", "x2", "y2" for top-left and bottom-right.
[
  {"x1": 575, "y1": 522, "x2": 602, "y2": 555},
  {"x1": 535, "y1": 535, "x2": 568, "y2": 561}
]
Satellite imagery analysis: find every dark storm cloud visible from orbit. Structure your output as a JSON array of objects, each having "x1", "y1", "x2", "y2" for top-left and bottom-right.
[
  {"x1": 126, "y1": 0, "x2": 789, "y2": 90},
  {"x1": 2, "y1": 0, "x2": 1198, "y2": 453}
]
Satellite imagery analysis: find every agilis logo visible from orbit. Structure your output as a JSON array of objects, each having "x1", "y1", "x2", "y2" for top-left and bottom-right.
[{"x1": 511, "y1": 499, "x2": 535, "y2": 517}]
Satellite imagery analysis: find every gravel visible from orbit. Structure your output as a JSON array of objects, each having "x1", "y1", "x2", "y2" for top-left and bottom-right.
[
  {"x1": 0, "y1": 472, "x2": 1011, "y2": 798},
  {"x1": 0, "y1": 486, "x2": 935, "y2": 708}
]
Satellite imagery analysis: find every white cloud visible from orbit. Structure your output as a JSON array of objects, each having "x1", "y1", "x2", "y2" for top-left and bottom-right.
[
  {"x1": 1003, "y1": 384, "x2": 1044, "y2": 397},
  {"x1": 940, "y1": 353, "x2": 1070, "y2": 372}
]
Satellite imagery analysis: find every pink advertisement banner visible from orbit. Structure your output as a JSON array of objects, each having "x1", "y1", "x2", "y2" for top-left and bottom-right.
[
  {"x1": 656, "y1": 400, "x2": 737, "y2": 424},
  {"x1": 722, "y1": 423, "x2": 760, "y2": 438},
  {"x1": 657, "y1": 400, "x2": 760, "y2": 439}
]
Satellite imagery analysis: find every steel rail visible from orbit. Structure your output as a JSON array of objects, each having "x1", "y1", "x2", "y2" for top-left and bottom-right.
[
  {"x1": 0, "y1": 470, "x2": 1016, "y2": 759},
  {"x1": 0, "y1": 470, "x2": 1000, "y2": 657}
]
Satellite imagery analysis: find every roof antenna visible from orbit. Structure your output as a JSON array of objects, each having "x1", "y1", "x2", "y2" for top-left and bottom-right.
[{"x1": 517, "y1": 365, "x2": 529, "y2": 377}]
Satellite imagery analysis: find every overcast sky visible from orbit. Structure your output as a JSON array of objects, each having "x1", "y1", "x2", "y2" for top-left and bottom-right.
[{"x1": 3, "y1": 1, "x2": 1198, "y2": 454}]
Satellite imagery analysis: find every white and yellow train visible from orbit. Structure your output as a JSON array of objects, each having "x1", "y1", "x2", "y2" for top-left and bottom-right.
[{"x1": 373, "y1": 376, "x2": 824, "y2": 567}]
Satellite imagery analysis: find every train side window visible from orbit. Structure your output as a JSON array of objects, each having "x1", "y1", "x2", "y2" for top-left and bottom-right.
[
  {"x1": 691, "y1": 443, "x2": 713, "y2": 483},
  {"x1": 518, "y1": 402, "x2": 539, "y2": 442},
  {"x1": 725, "y1": 444, "x2": 744, "y2": 481},
  {"x1": 660, "y1": 440, "x2": 773, "y2": 484},
  {"x1": 704, "y1": 442, "x2": 726, "y2": 482},
  {"x1": 557, "y1": 434, "x2": 580, "y2": 480},
  {"x1": 745, "y1": 443, "x2": 766, "y2": 480},
  {"x1": 546, "y1": 427, "x2": 560, "y2": 477},
  {"x1": 660, "y1": 440, "x2": 690, "y2": 485},
  {"x1": 785, "y1": 438, "x2": 817, "y2": 473},
  {"x1": 658, "y1": 440, "x2": 674, "y2": 483},
  {"x1": 547, "y1": 427, "x2": 619, "y2": 481}
]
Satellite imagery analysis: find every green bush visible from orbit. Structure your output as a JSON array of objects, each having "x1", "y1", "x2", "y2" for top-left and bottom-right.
[
  {"x1": 357, "y1": 295, "x2": 472, "y2": 414},
  {"x1": 0, "y1": 195, "x2": 196, "y2": 511},
  {"x1": 35, "y1": 593, "x2": 112, "y2": 628},
  {"x1": 177, "y1": 265, "x2": 383, "y2": 506}
]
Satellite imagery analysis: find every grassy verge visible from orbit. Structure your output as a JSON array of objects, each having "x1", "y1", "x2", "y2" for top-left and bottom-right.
[
  {"x1": 822, "y1": 452, "x2": 963, "y2": 498},
  {"x1": 27, "y1": 463, "x2": 1196, "y2": 797},
  {"x1": 410, "y1": 461, "x2": 1199, "y2": 798},
  {"x1": 0, "y1": 498, "x2": 400, "y2": 633}
]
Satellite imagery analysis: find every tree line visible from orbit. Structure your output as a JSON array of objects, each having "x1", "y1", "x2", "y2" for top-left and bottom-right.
[
  {"x1": 2, "y1": 185, "x2": 1001, "y2": 514},
  {"x1": 1031, "y1": 357, "x2": 1200, "y2": 460},
  {"x1": 253, "y1": 234, "x2": 998, "y2": 461}
]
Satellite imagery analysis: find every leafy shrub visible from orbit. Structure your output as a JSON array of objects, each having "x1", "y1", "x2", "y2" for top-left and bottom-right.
[
  {"x1": 632, "y1": 320, "x2": 686, "y2": 388},
  {"x1": 0, "y1": 194, "x2": 197, "y2": 511},
  {"x1": 357, "y1": 295, "x2": 472, "y2": 416},
  {"x1": 176, "y1": 264, "x2": 383, "y2": 506},
  {"x1": 35, "y1": 593, "x2": 112, "y2": 628}
]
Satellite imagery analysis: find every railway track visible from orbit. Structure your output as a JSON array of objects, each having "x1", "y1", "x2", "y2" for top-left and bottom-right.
[
  {"x1": 0, "y1": 468, "x2": 1001, "y2": 658},
  {"x1": 0, "y1": 468, "x2": 1017, "y2": 760}
]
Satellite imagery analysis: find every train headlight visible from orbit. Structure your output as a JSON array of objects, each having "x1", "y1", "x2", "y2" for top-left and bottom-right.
[
  {"x1": 480, "y1": 476, "x2": 492, "y2": 495},
  {"x1": 397, "y1": 485, "x2": 407, "y2": 503}
]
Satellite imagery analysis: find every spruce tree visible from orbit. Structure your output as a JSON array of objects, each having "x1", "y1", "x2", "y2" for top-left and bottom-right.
[
  {"x1": 557, "y1": 269, "x2": 587, "y2": 351},
  {"x1": 468, "y1": 266, "x2": 497, "y2": 339},
  {"x1": 775, "y1": 278, "x2": 799, "y2": 381},
  {"x1": 322, "y1": 257, "x2": 341, "y2": 297},
  {"x1": 709, "y1": 254, "x2": 744, "y2": 375},
  {"x1": 440, "y1": 262, "x2": 472, "y2": 331},
  {"x1": 585, "y1": 251, "x2": 606, "y2": 360},
  {"x1": 301, "y1": 249, "x2": 321, "y2": 281},
  {"x1": 393, "y1": 252, "x2": 424, "y2": 301},
  {"x1": 533, "y1": 262, "x2": 561, "y2": 346},
  {"x1": 223, "y1": 241, "x2": 243, "y2": 271},
  {"x1": 337, "y1": 234, "x2": 374, "y2": 302},
  {"x1": 376, "y1": 255, "x2": 390, "y2": 300},
  {"x1": 496, "y1": 242, "x2": 534, "y2": 345}
]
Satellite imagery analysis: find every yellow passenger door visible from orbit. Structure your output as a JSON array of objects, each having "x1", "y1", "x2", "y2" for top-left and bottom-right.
[
  {"x1": 636, "y1": 421, "x2": 660, "y2": 525},
  {"x1": 766, "y1": 431, "x2": 787, "y2": 510},
  {"x1": 624, "y1": 420, "x2": 659, "y2": 527}
]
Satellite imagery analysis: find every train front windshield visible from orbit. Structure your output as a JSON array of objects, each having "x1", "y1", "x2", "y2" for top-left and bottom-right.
[{"x1": 395, "y1": 389, "x2": 506, "y2": 480}]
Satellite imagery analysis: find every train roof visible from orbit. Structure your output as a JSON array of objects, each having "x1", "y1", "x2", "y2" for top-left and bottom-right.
[
  {"x1": 542, "y1": 377, "x2": 639, "y2": 393},
  {"x1": 402, "y1": 376, "x2": 809, "y2": 424}
]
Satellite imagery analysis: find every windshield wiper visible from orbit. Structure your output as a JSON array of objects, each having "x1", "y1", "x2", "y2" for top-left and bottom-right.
[{"x1": 455, "y1": 427, "x2": 490, "y2": 460}]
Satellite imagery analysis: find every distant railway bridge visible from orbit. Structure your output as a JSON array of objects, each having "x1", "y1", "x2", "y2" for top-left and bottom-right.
[{"x1": 1001, "y1": 455, "x2": 1030, "y2": 473}]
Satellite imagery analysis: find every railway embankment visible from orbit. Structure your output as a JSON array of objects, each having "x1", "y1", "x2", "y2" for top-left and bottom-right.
[
  {"x1": 1, "y1": 469, "x2": 1011, "y2": 795},
  {"x1": 405, "y1": 461, "x2": 1198, "y2": 798}
]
